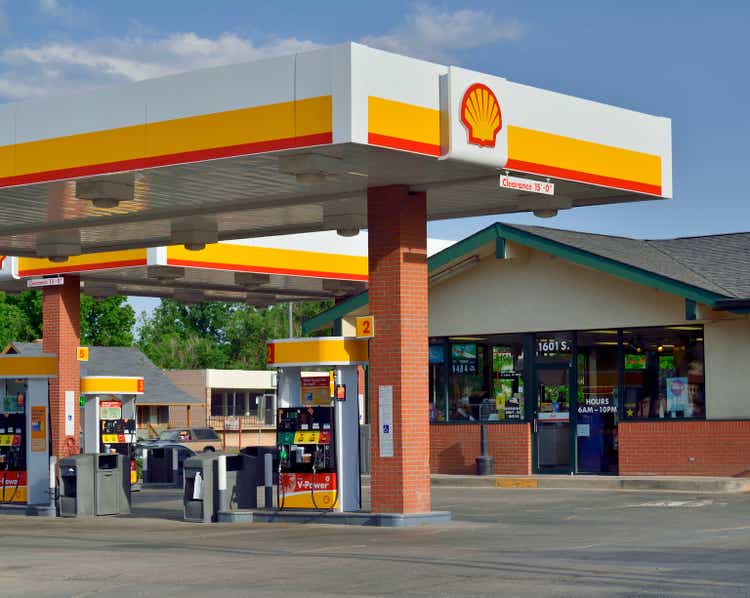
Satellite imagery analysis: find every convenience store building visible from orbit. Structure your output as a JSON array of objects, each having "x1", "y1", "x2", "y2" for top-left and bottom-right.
[{"x1": 304, "y1": 223, "x2": 750, "y2": 477}]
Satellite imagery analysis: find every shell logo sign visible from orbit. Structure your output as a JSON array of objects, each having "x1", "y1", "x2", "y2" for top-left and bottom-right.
[{"x1": 460, "y1": 83, "x2": 502, "y2": 148}]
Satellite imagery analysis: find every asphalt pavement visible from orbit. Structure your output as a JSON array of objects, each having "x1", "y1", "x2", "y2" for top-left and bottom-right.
[{"x1": 0, "y1": 485, "x2": 748, "y2": 597}]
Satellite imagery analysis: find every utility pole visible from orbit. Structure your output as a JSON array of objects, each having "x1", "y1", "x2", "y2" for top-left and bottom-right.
[{"x1": 288, "y1": 302, "x2": 294, "y2": 338}]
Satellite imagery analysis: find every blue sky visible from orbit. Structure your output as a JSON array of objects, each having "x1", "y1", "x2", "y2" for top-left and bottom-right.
[{"x1": 1, "y1": 0, "x2": 746, "y2": 240}]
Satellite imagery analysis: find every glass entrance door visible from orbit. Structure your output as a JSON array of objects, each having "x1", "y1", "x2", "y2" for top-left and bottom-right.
[{"x1": 534, "y1": 368, "x2": 572, "y2": 472}]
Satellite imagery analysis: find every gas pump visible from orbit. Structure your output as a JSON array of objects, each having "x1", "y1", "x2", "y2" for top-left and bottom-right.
[
  {"x1": 0, "y1": 351, "x2": 56, "y2": 513},
  {"x1": 0, "y1": 379, "x2": 26, "y2": 504},
  {"x1": 81, "y1": 376, "x2": 143, "y2": 486},
  {"x1": 277, "y1": 404, "x2": 337, "y2": 509},
  {"x1": 267, "y1": 337, "x2": 368, "y2": 513}
]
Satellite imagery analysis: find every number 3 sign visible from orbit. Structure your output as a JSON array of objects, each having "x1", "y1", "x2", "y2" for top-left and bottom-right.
[{"x1": 355, "y1": 315, "x2": 375, "y2": 338}]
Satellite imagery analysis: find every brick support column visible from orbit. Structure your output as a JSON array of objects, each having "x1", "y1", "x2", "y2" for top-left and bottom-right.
[
  {"x1": 368, "y1": 185, "x2": 430, "y2": 513},
  {"x1": 42, "y1": 275, "x2": 80, "y2": 458}
]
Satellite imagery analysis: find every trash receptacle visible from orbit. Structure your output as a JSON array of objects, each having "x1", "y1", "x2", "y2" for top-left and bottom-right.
[
  {"x1": 183, "y1": 453, "x2": 217, "y2": 523},
  {"x1": 239, "y1": 446, "x2": 278, "y2": 485},
  {"x1": 226, "y1": 453, "x2": 257, "y2": 511},
  {"x1": 59, "y1": 454, "x2": 95, "y2": 517},
  {"x1": 95, "y1": 454, "x2": 130, "y2": 516},
  {"x1": 184, "y1": 453, "x2": 257, "y2": 522}
]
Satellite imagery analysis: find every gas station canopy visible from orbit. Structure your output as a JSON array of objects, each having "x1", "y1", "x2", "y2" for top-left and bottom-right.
[
  {"x1": 0, "y1": 43, "x2": 670, "y2": 259},
  {"x1": 0, "y1": 232, "x2": 370, "y2": 303}
]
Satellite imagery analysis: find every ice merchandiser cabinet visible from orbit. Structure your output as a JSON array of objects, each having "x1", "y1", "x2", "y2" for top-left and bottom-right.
[{"x1": 267, "y1": 337, "x2": 368, "y2": 513}]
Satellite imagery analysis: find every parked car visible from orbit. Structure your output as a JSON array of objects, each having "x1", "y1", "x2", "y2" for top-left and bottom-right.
[{"x1": 139, "y1": 427, "x2": 221, "y2": 453}]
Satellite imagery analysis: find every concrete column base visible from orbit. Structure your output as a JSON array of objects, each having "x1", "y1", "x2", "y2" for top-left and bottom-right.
[
  {"x1": 236, "y1": 509, "x2": 452, "y2": 527},
  {"x1": 0, "y1": 503, "x2": 56, "y2": 517}
]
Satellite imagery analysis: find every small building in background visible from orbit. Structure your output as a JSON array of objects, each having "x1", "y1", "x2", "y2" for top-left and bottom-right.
[{"x1": 165, "y1": 369, "x2": 277, "y2": 449}]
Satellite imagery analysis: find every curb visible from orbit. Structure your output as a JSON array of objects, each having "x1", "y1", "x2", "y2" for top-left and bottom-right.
[{"x1": 361, "y1": 474, "x2": 750, "y2": 494}]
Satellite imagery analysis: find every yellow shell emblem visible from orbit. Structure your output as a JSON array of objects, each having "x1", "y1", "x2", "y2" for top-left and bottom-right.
[{"x1": 460, "y1": 83, "x2": 502, "y2": 148}]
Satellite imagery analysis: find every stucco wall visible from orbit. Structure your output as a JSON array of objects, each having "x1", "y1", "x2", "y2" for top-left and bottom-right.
[
  {"x1": 428, "y1": 248, "x2": 690, "y2": 336},
  {"x1": 704, "y1": 317, "x2": 750, "y2": 419}
]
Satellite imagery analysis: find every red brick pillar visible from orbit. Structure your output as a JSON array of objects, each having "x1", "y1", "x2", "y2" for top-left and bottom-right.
[
  {"x1": 368, "y1": 185, "x2": 430, "y2": 513},
  {"x1": 42, "y1": 275, "x2": 81, "y2": 458}
]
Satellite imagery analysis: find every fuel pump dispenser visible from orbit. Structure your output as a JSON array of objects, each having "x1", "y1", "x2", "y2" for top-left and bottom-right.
[
  {"x1": 277, "y1": 404, "x2": 337, "y2": 509},
  {"x1": 0, "y1": 350, "x2": 56, "y2": 514},
  {"x1": 267, "y1": 337, "x2": 368, "y2": 513},
  {"x1": 81, "y1": 376, "x2": 143, "y2": 486}
]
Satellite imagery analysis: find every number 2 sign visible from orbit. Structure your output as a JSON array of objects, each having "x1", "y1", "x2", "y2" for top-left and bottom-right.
[{"x1": 355, "y1": 315, "x2": 375, "y2": 338}]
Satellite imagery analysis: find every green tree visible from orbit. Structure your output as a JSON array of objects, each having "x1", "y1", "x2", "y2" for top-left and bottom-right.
[
  {"x1": 0, "y1": 290, "x2": 135, "y2": 348},
  {"x1": 80, "y1": 295, "x2": 136, "y2": 346},
  {"x1": 138, "y1": 299, "x2": 333, "y2": 370},
  {"x1": 0, "y1": 294, "x2": 38, "y2": 349}
]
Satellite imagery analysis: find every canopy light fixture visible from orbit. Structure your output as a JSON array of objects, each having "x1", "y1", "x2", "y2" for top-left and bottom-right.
[
  {"x1": 171, "y1": 216, "x2": 218, "y2": 251},
  {"x1": 35, "y1": 230, "x2": 81, "y2": 262},
  {"x1": 76, "y1": 174, "x2": 135, "y2": 209},
  {"x1": 336, "y1": 227, "x2": 360, "y2": 237},
  {"x1": 533, "y1": 208, "x2": 558, "y2": 218},
  {"x1": 146, "y1": 265, "x2": 185, "y2": 282},
  {"x1": 278, "y1": 153, "x2": 344, "y2": 185},
  {"x1": 235, "y1": 272, "x2": 271, "y2": 288}
]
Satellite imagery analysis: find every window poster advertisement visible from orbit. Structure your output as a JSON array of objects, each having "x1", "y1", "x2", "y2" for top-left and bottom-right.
[
  {"x1": 451, "y1": 344, "x2": 477, "y2": 374},
  {"x1": 659, "y1": 355, "x2": 675, "y2": 371},
  {"x1": 624, "y1": 354, "x2": 647, "y2": 370},
  {"x1": 666, "y1": 377, "x2": 689, "y2": 414},
  {"x1": 491, "y1": 347, "x2": 523, "y2": 420},
  {"x1": 429, "y1": 344, "x2": 445, "y2": 364},
  {"x1": 493, "y1": 348, "x2": 514, "y2": 374},
  {"x1": 494, "y1": 383, "x2": 523, "y2": 420}
]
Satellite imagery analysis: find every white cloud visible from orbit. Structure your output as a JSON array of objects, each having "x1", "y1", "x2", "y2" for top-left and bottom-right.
[
  {"x1": 0, "y1": 4, "x2": 523, "y2": 102},
  {"x1": 39, "y1": 0, "x2": 68, "y2": 17},
  {"x1": 362, "y1": 4, "x2": 524, "y2": 62},
  {"x1": 0, "y1": 33, "x2": 324, "y2": 100}
]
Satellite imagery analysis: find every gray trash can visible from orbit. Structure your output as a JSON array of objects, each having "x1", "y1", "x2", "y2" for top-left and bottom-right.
[
  {"x1": 59, "y1": 454, "x2": 95, "y2": 517},
  {"x1": 183, "y1": 453, "x2": 257, "y2": 523},
  {"x1": 226, "y1": 453, "x2": 257, "y2": 511},
  {"x1": 183, "y1": 453, "x2": 217, "y2": 523},
  {"x1": 95, "y1": 454, "x2": 130, "y2": 516}
]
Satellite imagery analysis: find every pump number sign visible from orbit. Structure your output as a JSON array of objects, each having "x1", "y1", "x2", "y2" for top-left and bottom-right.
[{"x1": 356, "y1": 315, "x2": 375, "y2": 338}]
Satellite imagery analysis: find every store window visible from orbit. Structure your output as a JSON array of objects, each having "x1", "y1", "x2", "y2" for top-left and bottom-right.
[
  {"x1": 621, "y1": 326, "x2": 705, "y2": 419},
  {"x1": 429, "y1": 335, "x2": 526, "y2": 423},
  {"x1": 429, "y1": 344, "x2": 448, "y2": 422},
  {"x1": 447, "y1": 343, "x2": 488, "y2": 421}
]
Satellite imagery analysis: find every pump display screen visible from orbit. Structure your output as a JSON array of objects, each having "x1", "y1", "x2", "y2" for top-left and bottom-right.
[{"x1": 100, "y1": 400, "x2": 122, "y2": 420}]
